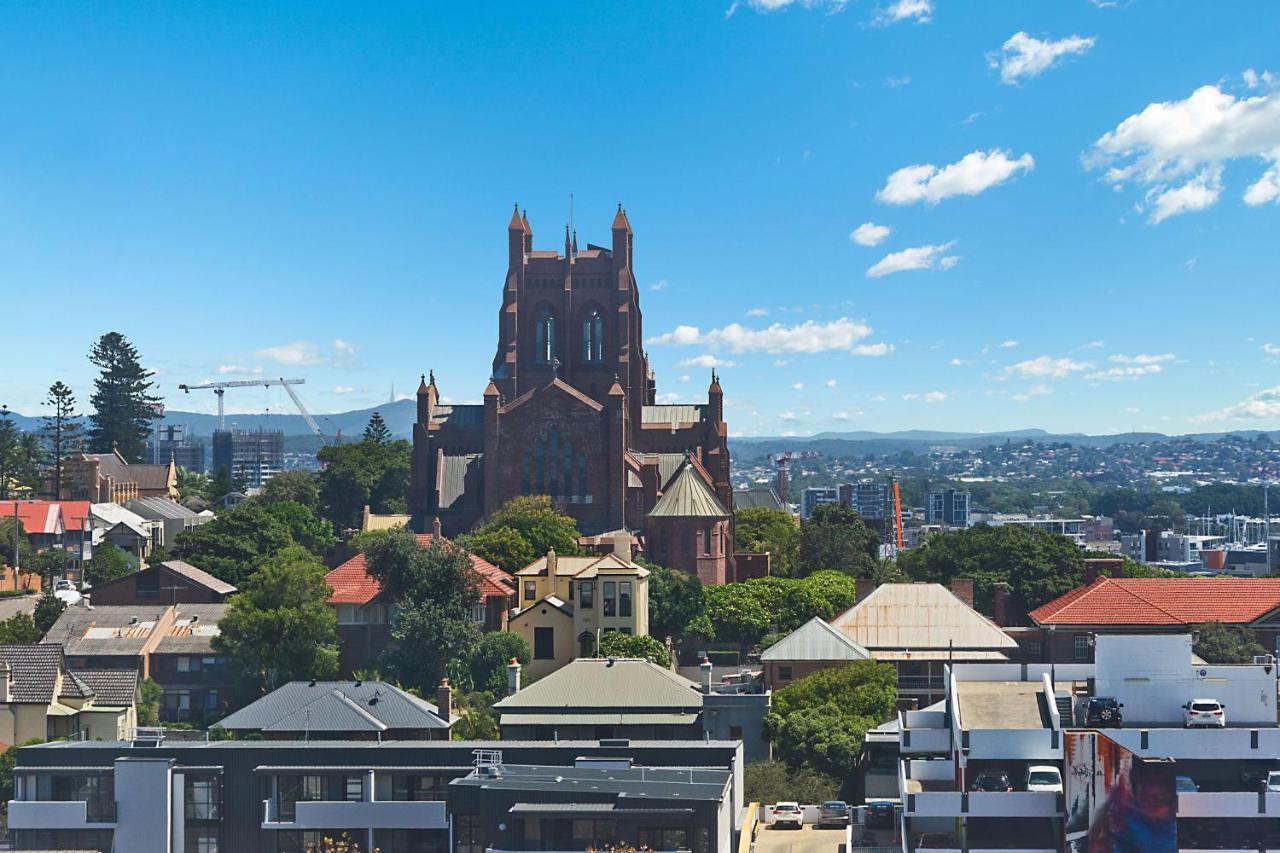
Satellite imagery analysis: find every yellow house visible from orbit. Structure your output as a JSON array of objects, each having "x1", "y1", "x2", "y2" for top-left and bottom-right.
[
  {"x1": 509, "y1": 539, "x2": 650, "y2": 680},
  {"x1": 0, "y1": 645, "x2": 137, "y2": 749}
]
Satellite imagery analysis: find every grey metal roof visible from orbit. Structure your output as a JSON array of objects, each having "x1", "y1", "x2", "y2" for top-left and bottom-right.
[
  {"x1": 500, "y1": 713, "x2": 700, "y2": 726},
  {"x1": 439, "y1": 453, "x2": 483, "y2": 509},
  {"x1": 0, "y1": 645, "x2": 65, "y2": 703},
  {"x1": 125, "y1": 497, "x2": 199, "y2": 521},
  {"x1": 159, "y1": 560, "x2": 237, "y2": 595},
  {"x1": 218, "y1": 681, "x2": 451, "y2": 733},
  {"x1": 155, "y1": 604, "x2": 227, "y2": 653},
  {"x1": 70, "y1": 669, "x2": 138, "y2": 706},
  {"x1": 431, "y1": 405, "x2": 483, "y2": 429},
  {"x1": 648, "y1": 461, "x2": 729, "y2": 519},
  {"x1": 450, "y1": 763, "x2": 730, "y2": 802},
  {"x1": 733, "y1": 487, "x2": 784, "y2": 512},
  {"x1": 760, "y1": 617, "x2": 872, "y2": 662},
  {"x1": 85, "y1": 453, "x2": 172, "y2": 490},
  {"x1": 43, "y1": 605, "x2": 160, "y2": 656},
  {"x1": 494, "y1": 658, "x2": 704, "y2": 713},
  {"x1": 640, "y1": 405, "x2": 704, "y2": 426}
]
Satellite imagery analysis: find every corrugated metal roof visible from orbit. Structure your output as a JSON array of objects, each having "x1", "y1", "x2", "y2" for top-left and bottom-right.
[
  {"x1": 219, "y1": 681, "x2": 450, "y2": 732},
  {"x1": 759, "y1": 617, "x2": 871, "y2": 662},
  {"x1": 648, "y1": 461, "x2": 729, "y2": 519},
  {"x1": 125, "y1": 497, "x2": 199, "y2": 521},
  {"x1": 84, "y1": 452, "x2": 173, "y2": 491},
  {"x1": 159, "y1": 561, "x2": 237, "y2": 595},
  {"x1": 641, "y1": 405, "x2": 703, "y2": 425},
  {"x1": 733, "y1": 488, "x2": 784, "y2": 512},
  {"x1": 500, "y1": 712, "x2": 699, "y2": 726},
  {"x1": 439, "y1": 453, "x2": 483, "y2": 509},
  {"x1": 830, "y1": 583, "x2": 1017, "y2": 652},
  {"x1": 494, "y1": 658, "x2": 703, "y2": 713},
  {"x1": 430, "y1": 405, "x2": 483, "y2": 429}
]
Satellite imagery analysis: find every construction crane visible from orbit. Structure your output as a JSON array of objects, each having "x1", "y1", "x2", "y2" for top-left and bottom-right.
[{"x1": 177, "y1": 378, "x2": 330, "y2": 444}]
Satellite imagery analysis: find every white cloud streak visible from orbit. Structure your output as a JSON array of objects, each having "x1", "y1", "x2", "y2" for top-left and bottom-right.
[
  {"x1": 878, "y1": 149, "x2": 1034, "y2": 205},
  {"x1": 649, "y1": 318, "x2": 883, "y2": 355},
  {"x1": 1001, "y1": 356, "x2": 1093, "y2": 380},
  {"x1": 866, "y1": 242, "x2": 959, "y2": 278},
  {"x1": 851, "y1": 222, "x2": 892, "y2": 247},
  {"x1": 875, "y1": 0, "x2": 932, "y2": 25},
  {"x1": 991, "y1": 32, "x2": 1095, "y2": 84},
  {"x1": 1195, "y1": 386, "x2": 1280, "y2": 422}
]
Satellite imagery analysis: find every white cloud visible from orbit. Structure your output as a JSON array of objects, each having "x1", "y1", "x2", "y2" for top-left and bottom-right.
[
  {"x1": 649, "y1": 317, "x2": 881, "y2": 354},
  {"x1": 949, "y1": 357, "x2": 966, "y2": 366},
  {"x1": 999, "y1": 340, "x2": 1019, "y2": 349},
  {"x1": 649, "y1": 279, "x2": 669, "y2": 291},
  {"x1": 870, "y1": 394, "x2": 887, "y2": 402},
  {"x1": 728, "y1": 0, "x2": 846, "y2": 14},
  {"x1": 1082, "y1": 340, "x2": 1105, "y2": 349},
  {"x1": 1089, "y1": 81, "x2": 1280, "y2": 220},
  {"x1": 903, "y1": 391, "x2": 948, "y2": 403},
  {"x1": 991, "y1": 32, "x2": 1095, "y2": 84},
  {"x1": 216, "y1": 364, "x2": 263, "y2": 375},
  {"x1": 678, "y1": 374, "x2": 691, "y2": 383},
  {"x1": 1001, "y1": 356, "x2": 1093, "y2": 380},
  {"x1": 778, "y1": 411, "x2": 799, "y2": 421},
  {"x1": 825, "y1": 379, "x2": 838, "y2": 388},
  {"x1": 877, "y1": 149, "x2": 1034, "y2": 205},
  {"x1": 853, "y1": 342, "x2": 895, "y2": 356},
  {"x1": 851, "y1": 222, "x2": 892, "y2": 247},
  {"x1": 679, "y1": 354, "x2": 738, "y2": 368},
  {"x1": 257, "y1": 341, "x2": 325, "y2": 366},
  {"x1": 333, "y1": 339, "x2": 357, "y2": 358},
  {"x1": 875, "y1": 0, "x2": 932, "y2": 25},
  {"x1": 1194, "y1": 386, "x2": 1280, "y2": 422},
  {"x1": 883, "y1": 76, "x2": 912, "y2": 89},
  {"x1": 831, "y1": 411, "x2": 851, "y2": 421},
  {"x1": 1123, "y1": 406, "x2": 1140, "y2": 414},
  {"x1": 1264, "y1": 343, "x2": 1280, "y2": 356},
  {"x1": 333, "y1": 385, "x2": 357, "y2": 394},
  {"x1": 1086, "y1": 355, "x2": 1175, "y2": 381},
  {"x1": 1109, "y1": 353, "x2": 1175, "y2": 365},
  {"x1": 1244, "y1": 69, "x2": 1277, "y2": 90},
  {"x1": 1028, "y1": 383, "x2": 1052, "y2": 396},
  {"x1": 745, "y1": 307, "x2": 769, "y2": 318},
  {"x1": 866, "y1": 242, "x2": 959, "y2": 278},
  {"x1": 792, "y1": 382, "x2": 805, "y2": 391},
  {"x1": 655, "y1": 392, "x2": 681, "y2": 404}
]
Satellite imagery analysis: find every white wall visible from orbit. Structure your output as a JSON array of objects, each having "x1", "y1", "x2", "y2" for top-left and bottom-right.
[{"x1": 1095, "y1": 634, "x2": 1278, "y2": 726}]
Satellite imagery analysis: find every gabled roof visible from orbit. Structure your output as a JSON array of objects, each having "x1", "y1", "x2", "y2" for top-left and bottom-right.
[
  {"x1": 760, "y1": 617, "x2": 871, "y2": 662},
  {"x1": 0, "y1": 644, "x2": 65, "y2": 703},
  {"x1": 0, "y1": 501, "x2": 64, "y2": 536},
  {"x1": 831, "y1": 583, "x2": 1017, "y2": 655},
  {"x1": 502, "y1": 379, "x2": 604, "y2": 414},
  {"x1": 648, "y1": 459, "x2": 729, "y2": 519},
  {"x1": 125, "y1": 496, "x2": 199, "y2": 520},
  {"x1": 91, "y1": 503, "x2": 152, "y2": 539},
  {"x1": 58, "y1": 501, "x2": 92, "y2": 532},
  {"x1": 84, "y1": 452, "x2": 173, "y2": 491},
  {"x1": 511, "y1": 594, "x2": 574, "y2": 621},
  {"x1": 217, "y1": 680, "x2": 451, "y2": 732},
  {"x1": 733, "y1": 487, "x2": 785, "y2": 512},
  {"x1": 158, "y1": 560, "x2": 238, "y2": 595},
  {"x1": 325, "y1": 534, "x2": 513, "y2": 606},
  {"x1": 70, "y1": 669, "x2": 138, "y2": 706},
  {"x1": 514, "y1": 552, "x2": 648, "y2": 579},
  {"x1": 1029, "y1": 577, "x2": 1280, "y2": 626},
  {"x1": 495, "y1": 658, "x2": 703, "y2": 713}
]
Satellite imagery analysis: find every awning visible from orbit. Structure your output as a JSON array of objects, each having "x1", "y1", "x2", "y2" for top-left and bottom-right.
[
  {"x1": 509, "y1": 803, "x2": 694, "y2": 816},
  {"x1": 45, "y1": 703, "x2": 80, "y2": 717},
  {"x1": 500, "y1": 713, "x2": 699, "y2": 727}
]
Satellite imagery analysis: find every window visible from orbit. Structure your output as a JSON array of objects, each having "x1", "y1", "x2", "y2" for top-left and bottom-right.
[
  {"x1": 471, "y1": 603, "x2": 487, "y2": 626},
  {"x1": 1072, "y1": 635, "x2": 1091, "y2": 662},
  {"x1": 579, "y1": 581, "x2": 594, "y2": 609},
  {"x1": 572, "y1": 819, "x2": 617, "y2": 844},
  {"x1": 344, "y1": 775, "x2": 364, "y2": 802},
  {"x1": 535, "y1": 310, "x2": 556, "y2": 364},
  {"x1": 578, "y1": 631, "x2": 596, "y2": 658},
  {"x1": 336, "y1": 605, "x2": 364, "y2": 625},
  {"x1": 524, "y1": 581, "x2": 537, "y2": 602},
  {"x1": 603, "y1": 581, "x2": 616, "y2": 617},
  {"x1": 703, "y1": 524, "x2": 714, "y2": 556},
  {"x1": 391, "y1": 774, "x2": 447, "y2": 802},
  {"x1": 177, "y1": 656, "x2": 192, "y2": 673},
  {"x1": 778, "y1": 666, "x2": 793, "y2": 682},
  {"x1": 619, "y1": 582, "x2": 632, "y2": 618},
  {"x1": 455, "y1": 814, "x2": 482, "y2": 853},
  {"x1": 684, "y1": 527, "x2": 694, "y2": 555},
  {"x1": 1025, "y1": 640, "x2": 1042, "y2": 658},
  {"x1": 582, "y1": 310, "x2": 604, "y2": 362},
  {"x1": 185, "y1": 775, "x2": 220, "y2": 821},
  {"x1": 534, "y1": 627, "x2": 555, "y2": 660},
  {"x1": 639, "y1": 829, "x2": 689, "y2": 850},
  {"x1": 184, "y1": 828, "x2": 219, "y2": 853}
]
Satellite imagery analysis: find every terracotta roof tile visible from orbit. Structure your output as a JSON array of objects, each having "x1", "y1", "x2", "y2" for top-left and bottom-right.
[
  {"x1": 326, "y1": 534, "x2": 513, "y2": 606},
  {"x1": 1029, "y1": 577, "x2": 1280, "y2": 626}
]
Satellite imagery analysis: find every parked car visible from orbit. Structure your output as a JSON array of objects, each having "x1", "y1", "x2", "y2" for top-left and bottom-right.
[
  {"x1": 1265, "y1": 771, "x2": 1280, "y2": 793},
  {"x1": 1025, "y1": 765, "x2": 1063, "y2": 793},
  {"x1": 1175, "y1": 775, "x2": 1199, "y2": 793},
  {"x1": 1183, "y1": 698, "x2": 1227, "y2": 728},
  {"x1": 1085, "y1": 696, "x2": 1124, "y2": 728},
  {"x1": 771, "y1": 801, "x2": 803, "y2": 829},
  {"x1": 970, "y1": 769, "x2": 1013, "y2": 792},
  {"x1": 818, "y1": 800, "x2": 849, "y2": 828},
  {"x1": 864, "y1": 799, "x2": 896, "y2": 829}
]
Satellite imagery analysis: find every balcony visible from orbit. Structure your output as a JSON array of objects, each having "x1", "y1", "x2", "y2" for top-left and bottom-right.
[
  {"x1": 900, "y1": 727, "x2": 951, "y2": 754},
  {"x1": 7, "y1": 799, "x2": 117, "y2": 829},
  {"x1": 1177, "y1": 790, "x2": 1280, "y2": 818},
  {"x1": 262, "y1": 798, "x2": 447, "y2": 830}
]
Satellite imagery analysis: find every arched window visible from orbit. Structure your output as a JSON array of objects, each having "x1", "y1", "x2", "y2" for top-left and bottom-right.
[
  {"x1": 535, "y1": 309, "x2": 556, "y2": 364},
  {"x1": 582, "y1": 310, "x2": 603, "y2": 362},
  {"x1": 578, "y1": 631, "x2": 596, "y2": 658}
]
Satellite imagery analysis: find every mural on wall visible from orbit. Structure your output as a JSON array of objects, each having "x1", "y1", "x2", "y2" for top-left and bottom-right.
[{"x1": 1065, "y1": 731, "x2": 1177, "y2": 852}]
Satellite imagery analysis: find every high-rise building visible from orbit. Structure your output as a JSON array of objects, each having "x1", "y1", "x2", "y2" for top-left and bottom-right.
[
  {"x1": 801, "y1": 487, "x2": 838, "y2": 520},
  {"x1": 849, "y1": 481, "x2": 890, "y2": 520},
  {"x1": 927, "y1": 488, "x2": 970, "y2": 527},
  {"x1": 147, "y1": 424, "x2": 206, "y2": 472},
  {"x1": 211, "y1": 428, "x2": 283, "y2": 489}
]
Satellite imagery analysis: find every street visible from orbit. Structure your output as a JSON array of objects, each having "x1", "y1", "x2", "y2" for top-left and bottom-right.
[{"x1": 753, "y1": 824, "x2": 848, "y2": 853}]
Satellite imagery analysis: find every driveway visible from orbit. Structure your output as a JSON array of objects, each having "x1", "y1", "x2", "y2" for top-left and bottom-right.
[{"x1": 754, "y1": 824, "x2": 847, "y2": 853}]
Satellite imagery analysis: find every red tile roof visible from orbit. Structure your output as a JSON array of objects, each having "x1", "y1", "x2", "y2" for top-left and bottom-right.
[
  {"x1": 326, "y1": 534, "x2": 514, "y2": 606},
  {"x1": 1029, "y1": 577, "x2": 1280, "y2": 626}
]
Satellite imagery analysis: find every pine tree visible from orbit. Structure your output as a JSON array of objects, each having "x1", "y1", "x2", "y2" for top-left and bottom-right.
[
  {"x1": 0, "y1": 409, "x2": 42, "y2": 499},
  {"x1": 41, "y1": 382, "x2": 84, "y2": 498},
  {"x1": 87, "y1": 333, "x2": 161, "y2": 461},
  {"x1": 363, "y1": 411, "x2": 392, "y2": 445},
  {"x1": 0, "y1": 408, "x2": 16, "y2": 500}
]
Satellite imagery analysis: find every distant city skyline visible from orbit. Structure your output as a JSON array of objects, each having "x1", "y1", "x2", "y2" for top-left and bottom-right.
[{"x1": 2, "y1": 2, "x2": 1278, "y2": 436}]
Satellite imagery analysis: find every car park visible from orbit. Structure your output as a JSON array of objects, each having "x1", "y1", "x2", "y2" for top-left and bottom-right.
[
  {"x1": 1175, "y1": 775, "x2": 1199, "y2": 793},
  {"x1": 770, "y1": 801, "x2": 803, "y2": 829},
  {"x1": 865, "y1": 799, "x2": 897, "y2": 829},
  {"x1": 1183, "y1": 698, "x2": 1227, "y2": 728},
  {"x1": 970, "y1": 769, "x2": 1013, "y2": 792},
  {"x1": 1025, "y1": 765, "x2": 1063, "y2": 793},
  {"x1": 1085, "y1": 696, "x2": 1124, "y2": 728},
  {"x1": 1266, "y1": 771, "x2": 1280, "y2": 793},
  {"x1": 817, "y1": 800, "x2": 849, "y2": 828}
]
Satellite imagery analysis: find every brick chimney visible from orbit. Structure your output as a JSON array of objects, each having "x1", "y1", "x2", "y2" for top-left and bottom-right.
[
  {"x1": 436, "y1": 678, "x2": 453, "y2": 721},
  {"x1": 991, "y1": 582, "x2": 1012, "y2": 627},
  {"x1": 855, "y1": 578, "x2": 877, "y2": 603},
  {"x1": 0, "y1": 662, "x2": 10, "y2": 703},
  {"x1": 699, "y1": 657, "x2": 714, "y2": 694},
  {"x1": 612, "y1": 531, "x2": 633, "y2": 561},
  {"x1": 506, "y1": 658, "x2": 522, "y2": 696},
  {"x1": 432, "y1": 516, "x2": 443, "y2": 539},
  {"x1": 949, "y1": 578, "x2": 975, "y2": 609},
  {"x1": 1085, "y1": 557, "x2": 1124, "y2": 581}
]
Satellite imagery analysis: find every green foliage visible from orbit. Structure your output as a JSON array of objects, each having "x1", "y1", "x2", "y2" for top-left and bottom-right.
[
  {"x1": 263, "y1": 500, "x2": 337, "y2": 556},
  {"x1": 646, "y1": 563, "x2": 704, "y2": 641},
  {"x1": 260, "y1": 470, "x2": 320, "y2": 509},
  {"x1": 214, "y1": 546, "x2": 339, "y2": 698},
  {"x1": 385, "y1": 602, "x2": 482, "y2": 694},
  {"x1": 34, "y1": 592, "x2": 66, "y2": 635},
  {"x1": 470, "y1": 632, "x2": 532, "y2": 695},
  {"x1": 41, "y1": 381, "x2": 84, "y2": 498},
  {"x1": 0, "y1": 518, "x2": 34, "y2": 569},
  {"x1": 0, "y1": 613, "x2": 40, "y2": 644},
  {"x1": 29, "y1": 548, "x2": 71, "y2": 586},
  {"x1": 598, "y1": 631, "x2": 671, "y2": 667},
  {"x1": 173, "y1": 501, "x2": 295, "y2": 586},
  {"x1": 897, "y1": 523, "x2": 1086, "y2": 615},
  {"x1": 698, "y1": 583, "x2": 771, "y2": 644},
  {"x1": 459, "y1": 496, "x2": 581, "y2": 572},
  {"x1": 450, "y1": 691, "x2": 500, "y2": 740},
  {"x1": 764, "y1": 660, "x2": 897, "y2": 779},
  {"x1": 797, "y1": 504, "x2": 880, "y2": 578},
  {"x1": 86, "y1": 332, "x2": 161, "y2": 461},
  {"x1": 176, "y1": 467, "x2": 216, "y2": 502},
  {"x1": 84, "y1": 543, "x2": 136, "y2": 587},
  {"x1": 0, "y1": 411, "x2": 44, "y2": 499},
  {"x1": 316, "y1": 438, "x2": 411, "y2": 531},
  {"x1": 694, "y1": 571, "x2": 861, "y2": 646},
  {"x1": 363, "y1": 412, "x2": 393, "y2": 445},
  {"x1": 743, "y1": 761, "x2": 839, "y2": 807},
  {"x1": 138, "y1": 679, "x2": 164, "y2": 726},
  {"x1": 735, "y1": 507, "x2": 800, "y2": 577},
  {"x1": 1194, "y1": 621, "x2": 1268, "y2": 664}
]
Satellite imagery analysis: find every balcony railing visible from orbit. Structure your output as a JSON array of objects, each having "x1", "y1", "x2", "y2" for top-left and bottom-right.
[
  {"x1": 262, "y1": 798, "x2": 448, "y2": 830},
  {"x1": 904, "y1": 791, "x2": 1061, "y2": 818},
  {"x1": 7, "y1": 799, "x2": 117, "y2": 829}
]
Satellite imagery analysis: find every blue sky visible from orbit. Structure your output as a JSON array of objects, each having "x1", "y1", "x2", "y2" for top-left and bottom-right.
[{"x1": 2, "y1": 1, "x2": 1279, "y2": 436}]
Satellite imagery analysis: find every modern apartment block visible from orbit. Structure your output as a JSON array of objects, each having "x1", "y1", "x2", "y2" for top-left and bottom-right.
[
  {"x1": 148, "y1": 425, "x2": 207, "y2": 473},
  {"x1": 839, "y1": 481, "x2": 889, "y2": 521},
  {"x1": 926, "y1": 488, "x2": 970, "y2": 528},
  {"x1": 7, "y1": 738, "x2": 744, "y2": 853},
  {"x1": 211, "y1": 428, "x2": 284, "y2": 489},
  {"x1": 800, "y1": 486, "x2": 837, "y2": 520}
]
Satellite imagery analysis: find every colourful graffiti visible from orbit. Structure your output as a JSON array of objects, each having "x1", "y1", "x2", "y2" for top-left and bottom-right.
[{"x1": 1064, "y1": 731, "x2": 1177, "y2": 852}]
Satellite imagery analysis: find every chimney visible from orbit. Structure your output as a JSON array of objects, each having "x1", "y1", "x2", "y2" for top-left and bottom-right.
[
  {"x1": 699, "y1": 657, "x2": 714, "y2": 694},
  {"x1": 0, "y1": 662, "x2": 10, "y2": 703},
  {"x1": 992, "y1": 582, "x2": 1011, "y2": 627},
  {"x1": 507, "y1": 658, "x2": 522, "y2": 696},
  {"x1": 612, "y1": 531, "x2": 632, "y2": 560},
  {"x1": 432, "y1": 516, "x2": 443, "y2": 540},
  {"x1": 949, "y1": 578, "x2": 974, "y2": 609},
  {"x1": 1084, "y1": 557, "x2": 1123, "y2": 581},
  {"x1": 436, "y1": 678, "x2": 453, "y2": 721},
  {"x1": 855, "y1": 578, "x2": 877, "y2": 603},
  {"x1": 546, "y1": 548, "x2": 557, "y2": 575}
]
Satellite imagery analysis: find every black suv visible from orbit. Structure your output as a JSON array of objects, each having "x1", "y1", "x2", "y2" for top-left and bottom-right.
[
  {"x1": 1085, "y1": 696, "x2": 1124, "y2": 728},
  {"x1": 970, "y1": 769, "x2": 1013, "y2": 792}
]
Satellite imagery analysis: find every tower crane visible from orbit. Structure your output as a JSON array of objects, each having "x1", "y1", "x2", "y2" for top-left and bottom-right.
[{"x1": 177, "y1": 378, "x2": 330, "y2": 444}]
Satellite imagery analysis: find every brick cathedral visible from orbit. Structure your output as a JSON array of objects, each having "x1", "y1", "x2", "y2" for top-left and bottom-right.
[{"x1": 408, "y1": 204, "x2": 748, "y2": 585}]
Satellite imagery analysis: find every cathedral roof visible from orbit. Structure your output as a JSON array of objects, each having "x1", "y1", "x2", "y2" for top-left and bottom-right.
[
  {"x1": 612, "y1": 204, "x2": 632, "y2": 232},
  {"x1": 503, "y1": 379, "x2": 604, "y2": 414},
  {"x1": 648, "y1": 459, "x2": 730, "y2": 519},
  {"x1": 509, "y1": 204, "x2": 524, "y2": 230},
  {"x1": 640, "y1": 404, "x2": 703, "y2": 426}
]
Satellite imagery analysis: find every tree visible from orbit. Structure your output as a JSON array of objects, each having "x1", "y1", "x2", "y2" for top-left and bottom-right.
[
  {"x1": 84, "y1": 543, "x2": 135, "y2": 587},
  {"x1": 263, "y1": 500, "x2": 337, "y2": 556},
  {"x1": 797, "y1": 504, "x2": 879, "y2": 578},
  {"x1": 696, "y1": 583, "x2": 771, "y2": 644},
  {"x1": 451, "y1": 691, "x2": 500, "y2": 740},
  {"x1": 459, "y1": 496, "x2": 582, "y2": 572},
  {"x1": 744, "y1": 761, "x2": 839, "y2": 807},
  {"x1": 40, "y1": 382, "x2": 84, "y2": 498},
  {"x1": 470, "y1": 632, "x2": 531, "y2": 695},
  {"x1": 363, "y1": 412, "x2": 392, "y2": 445},
  {"x1": 173, "y1": 501, "x2": 295, "y2": 586},
  {"x1": 86, "y1": 332, "x2": 161, "y2": 461},
  {"x1": 214, "y1": 546, "x2": 339, "y2": 698},
  {"x1": 0, "y1": 409, "x2": 43, "y2": 499},
  {"x1": 647, "y1": 563, "x2": 705, "y2": 641},
  {"x1": 260, "y1": 470, "x2": 320, "y2": 509},
  {"x1": 137, "y1": 678, "x2": 163, "y2": 726},
  {"x1": 0, "y1": 518, "x2": 33, "y2": 570},
  {"x1": 0, "y1": 613, "x2": 40, "y2": 644},
  {"x1": 735, "y1": 507, "x2": 800, "y2": 577},
  {"x1": 598, "y1": 631, "x2": 671, "y2": 667},
  {"x1": 34, "y1": 592, "x2": 66, "y2": 635},
  {"x1": 316, "y1": 438, "x2": 412, "y2": 531},
  {"x1": 177, "y1": 467, "x2": 216, "y2": 502},
  {"x1": 1194, "y1": 621, "x2": 1268, "y2": 664},
  {"x1": 29, "y1": 548, "x2": 71, "y2": 588}
]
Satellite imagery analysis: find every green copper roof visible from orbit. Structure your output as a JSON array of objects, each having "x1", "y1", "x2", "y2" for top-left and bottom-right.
[{"x1": 648, "y1": 461, "x2": 729, "y2": 519}]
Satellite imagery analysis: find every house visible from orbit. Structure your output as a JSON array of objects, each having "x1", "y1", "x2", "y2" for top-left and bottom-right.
[
  {"x1": 509, "y1": 543, "x2": 649, "y2": 679},
  {"x1": 495, "y1": 656, "x2": 772, "y2": 760},
  {"x1": 217, "y1": 679, "x2": 455, "y2": 740},
  {"x1": 87, "y1": 559, "x2": 236, "y2": 606},
  {"x1": 89, "y1": 502, "x2": 157, "y2": 560},
  {"x1": 60, "y1": 450, "x2": 178, "y2": 503},
  {"x1": 44, "y1": 603, "x2": 233, "y2": 724},
  {"x1": 759, "y1": 616, "x2": 872, "y2": 689},
  {"x1": 0, "y1": 500, "x2": 66, "y2": 552},
  {"x1": 0, "y1": 644, "x2": 137, "y2": 747},
  {"x1": 829, "y1": 580, "x2": 1018, "y2": 707},
  {"x1": 1028, "y1": 575, "x2": 1280, "y2": 663},
  {"x1": 325, "y1": 528, "x2": 514, "y2": 676},
  {"x1": 124, "y1": 496, "x2": 212, "y2": 548}
]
